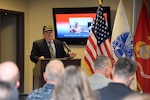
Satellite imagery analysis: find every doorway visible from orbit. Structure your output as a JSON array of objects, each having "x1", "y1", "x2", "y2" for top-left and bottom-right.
[{"x1": 0, "y1": 9, "x2": 24, "y2": 93}]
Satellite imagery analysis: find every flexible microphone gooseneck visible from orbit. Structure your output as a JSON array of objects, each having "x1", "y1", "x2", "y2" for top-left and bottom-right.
[{"x1": 63, "y1": 41, "x2": 71, "y2": 52}]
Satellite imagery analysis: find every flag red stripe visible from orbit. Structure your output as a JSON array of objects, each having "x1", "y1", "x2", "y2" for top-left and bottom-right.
[
  {"x1": 99, "y1": 45, "x2": 103, "y2": 55},
  {"x1": 89, "y1": 36, "x2": 97, "y2": 53},
  {"x1": 86, "y1": 45, "x2": 95, "y2": 61},
  {"x1": 104, "y1": 39, "x2": 112, "y2": 57},
  {"x1": 84, "y1": 56, "x2": 94, "y2": 73}
]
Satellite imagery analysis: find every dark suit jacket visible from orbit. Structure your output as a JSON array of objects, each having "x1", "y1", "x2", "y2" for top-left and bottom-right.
[
  {"x1": 98, "y1": 83, "x2": 135, "y2": 100},
  {"x1": 30, "y1": 39, "x2": 69, "y2": 63}
]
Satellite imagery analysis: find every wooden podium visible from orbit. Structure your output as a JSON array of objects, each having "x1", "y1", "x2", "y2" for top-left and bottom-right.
[{"x1": 33, "y1": 58, "x2": 81, "y2": 89}]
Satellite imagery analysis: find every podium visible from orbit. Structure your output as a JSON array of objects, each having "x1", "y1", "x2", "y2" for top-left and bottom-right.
[{"x1": 33, "y1": 58, "x2": 81, "y2": 89}]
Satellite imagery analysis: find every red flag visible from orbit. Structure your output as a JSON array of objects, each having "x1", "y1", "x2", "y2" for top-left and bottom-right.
[
  {"x1": 134, "y1": 0, "x2": 150, "y2": 93},
  {"x1": 84, "y1": 5, "x2": 114, "y2": 75}
]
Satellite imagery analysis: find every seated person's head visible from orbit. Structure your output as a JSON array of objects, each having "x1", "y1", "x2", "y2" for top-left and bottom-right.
[
  {"x1": 94, "y1": 55, "x2": 112, "y2": 78},
  {"x1": 113, "y1": 57, "x2": 137, "y2": 86},
  {"x1": 43, "y1": 59, "x2": 64, "y2": 84},
  {"x1": 0, "y1": 81, "x2": 19, "y2": 100},
  {"x1": 52, "y1": 65, "x2": 95, "y2": 100},
  {"x1": 123, "y1": 93, "x2": 150, "y2": 100},
  {"x1": 0, "y1": 61, "x2": 20, "y2": 88}
]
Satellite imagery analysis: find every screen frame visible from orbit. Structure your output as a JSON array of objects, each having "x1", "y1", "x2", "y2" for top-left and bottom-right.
[{"x1": 53, "y1": 7, "x2": 111, "y2": 45}]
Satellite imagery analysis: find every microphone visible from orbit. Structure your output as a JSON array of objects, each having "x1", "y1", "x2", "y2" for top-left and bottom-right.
[{"x1": 63, "y1": 41, "x2": 71, "y2": 52}]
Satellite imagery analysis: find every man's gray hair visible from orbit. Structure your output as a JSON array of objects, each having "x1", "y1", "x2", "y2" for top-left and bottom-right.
[
  {"x1": 94, "y1": 55, "x2": 111, "y2": 70},
  {"x1": 45, "y1": 59, "x2": 64, "y2": 82}
]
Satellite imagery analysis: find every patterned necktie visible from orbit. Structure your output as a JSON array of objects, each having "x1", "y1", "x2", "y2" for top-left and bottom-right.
[{"x1": 48, "y1": 42, "x2": 54, "y2": 58}]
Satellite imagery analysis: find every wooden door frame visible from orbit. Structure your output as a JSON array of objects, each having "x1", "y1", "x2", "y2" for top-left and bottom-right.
[{"x1": 0, "y1": 9, "x2": 24, "y2": 93}]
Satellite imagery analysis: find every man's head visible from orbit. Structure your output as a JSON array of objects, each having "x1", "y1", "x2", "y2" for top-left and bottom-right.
[
  {"x1": 93, "y1": 55, "x2": 112, "y2": 78},
  {"x1": 43, "y1": 25, "x2": 54, "y2": 41},
  {"x1": 113, "y1": 57, "x2": 137, "y2": 86},
  {"x1": 0, "y1": 61, "x2": 20, "y2": 88},
  {"x1": 52, "y1": 65, "x2": 94, "y2": 100},
  {"x1": 43, "y1": 59, "x2": 64, "y2": 84},
  {"x1": 0, "y1": 81, "x2": 19, "y2": 100}
]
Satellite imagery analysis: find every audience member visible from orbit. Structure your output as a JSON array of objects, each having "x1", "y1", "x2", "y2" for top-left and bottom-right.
[
  {"x1": 52, "y1": 65, "x2": 97, "y2": 100},
  {"x1": 88, "y1": 55, "x2": 112, "y2": 90},
  {"x1": 0, "y1": 61, "x2": 20, "y2": 89},
  {"x1": 30, "y1": 25, "x2": 76, "y2": 63},
  {"x1": 98, "y1": 57, "x2": 137, "y2": 100},
  {"x1": 27, "y1": 59, "x2": 64, "y2": 100},
  {"x1": 123, "y1": 93, "x2": 150, "y2": 100},
  {"x1": 0, "y1": 81, "x2": 19, "y2": 100}
]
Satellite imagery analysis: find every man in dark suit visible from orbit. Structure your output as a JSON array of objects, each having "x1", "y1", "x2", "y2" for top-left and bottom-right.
[
  {"x1": 98, "y1": 57, "x2": 138, "y2": 100},
  {"x1": 30, "y1": 25, "x2": 76, "y2": 63}
]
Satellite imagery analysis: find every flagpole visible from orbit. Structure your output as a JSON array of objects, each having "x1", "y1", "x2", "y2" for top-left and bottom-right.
[
  {"x1": 99, "y1": 0, "x2": 103, "y2": 5},
  {"x1": 131, "y1": 0, "x2": 136, "y2": 36}
]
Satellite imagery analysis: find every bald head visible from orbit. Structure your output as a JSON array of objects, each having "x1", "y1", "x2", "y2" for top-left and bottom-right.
[
  {"x1": 44, "y1": 59, "x2": 64, "y2": 84},
  {"x1": 0, "y1": 61, "x2": 20, "y2": 88}
]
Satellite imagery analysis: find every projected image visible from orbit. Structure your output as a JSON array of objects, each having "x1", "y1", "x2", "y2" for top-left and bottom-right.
[
  {"x1": 69, "y1": 18, "x2": 92, "y2": 33},
  {"x1": 55, "y1": 13, "x2": 96, "y2": 38}
]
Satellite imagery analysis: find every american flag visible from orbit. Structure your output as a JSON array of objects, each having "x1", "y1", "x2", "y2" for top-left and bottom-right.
[{"x1": 84, "y1": 5, "x2": 113, "y2": 75}]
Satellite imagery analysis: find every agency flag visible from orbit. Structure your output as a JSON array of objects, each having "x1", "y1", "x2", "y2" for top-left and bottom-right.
[
  {"x1": 111, "y1": 0, "x2": 134, "y2": 61},
  {"x1": 134, "y1": 0, "x2": 150, "y2": 93}
]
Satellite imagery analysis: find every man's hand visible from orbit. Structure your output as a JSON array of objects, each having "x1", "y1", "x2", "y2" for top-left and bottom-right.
[
  {"x1": 39, "y1": 56, "x2": 45, "y2": 60},
  {"x1": 69, "y1": 52, "x2": 77, "y2": 58}
]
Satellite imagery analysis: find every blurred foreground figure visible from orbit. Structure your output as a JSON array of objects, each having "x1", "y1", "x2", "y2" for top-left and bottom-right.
[
  {"x1": 52, "y1": 65, "x2": 98, "y2": 100},
  {"x1": 123, "y1": 93, "x2": 150, "y2": 100},
  {"x1": 0, "y1": 61, "x2": 20, "y2": 89},
  {"x1": 0, "y1": 81, "x2": 19, "y2": 100}
]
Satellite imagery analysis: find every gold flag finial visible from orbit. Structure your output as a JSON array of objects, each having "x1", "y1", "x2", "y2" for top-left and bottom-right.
[{"x1": 99, "y1": 0, "x2": 103, "y2": 5}]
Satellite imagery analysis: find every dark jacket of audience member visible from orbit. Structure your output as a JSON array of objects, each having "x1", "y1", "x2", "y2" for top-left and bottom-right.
[{"x1": 98, "y1": 57, "x2": 137, "y2": 100}]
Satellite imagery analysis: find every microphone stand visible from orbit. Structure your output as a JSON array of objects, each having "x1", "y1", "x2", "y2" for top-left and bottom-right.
[
  {"x1": 63, "y1": 42, "x2": 72, "y2": 59},
  {"x1": 66, "y1": 50, "x2": 72, "y2": 60},
  {"x1": 67, "y1": 49, "x2": 71, "y2": 54}
]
